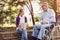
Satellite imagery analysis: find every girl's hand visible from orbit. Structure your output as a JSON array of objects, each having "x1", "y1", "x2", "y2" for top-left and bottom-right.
[{"x1": 19, "y1": 24, "x2": 22, "y2": 27}]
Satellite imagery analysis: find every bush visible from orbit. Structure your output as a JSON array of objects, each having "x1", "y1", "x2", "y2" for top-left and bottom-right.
[{"x1": 34, "y1": 16, "x2": 40, "y2": 22}]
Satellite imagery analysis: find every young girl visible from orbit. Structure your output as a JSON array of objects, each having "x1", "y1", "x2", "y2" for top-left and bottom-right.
[{"x1": 16, "y1": 9, "x2": 28, "y2": 40}]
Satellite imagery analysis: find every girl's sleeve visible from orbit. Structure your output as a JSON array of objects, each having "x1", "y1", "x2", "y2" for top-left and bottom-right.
[
  {"x1": 25, "y1": 17, "x2": 28, "y2": 27},
  {"x1": 16, "y1": 17, "x2": 18, "y2": 27}
]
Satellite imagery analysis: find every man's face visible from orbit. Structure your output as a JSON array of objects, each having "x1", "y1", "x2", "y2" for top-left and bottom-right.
[{"x1": 42, "y1": 5, "x2": 48, "y2": 11}]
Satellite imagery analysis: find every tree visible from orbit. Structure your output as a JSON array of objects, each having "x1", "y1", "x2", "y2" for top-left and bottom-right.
[
  {"x1": 0, "y1": 0, "x2": 35, "y2": 26},
  {"x1": 0, "y1": 0, "x2": 20, "y2": 25}
]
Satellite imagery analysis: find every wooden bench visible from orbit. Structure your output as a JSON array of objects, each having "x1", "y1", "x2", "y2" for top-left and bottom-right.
[{"x1": 0, "y1": 27, "x2": 32, "y2": 40}]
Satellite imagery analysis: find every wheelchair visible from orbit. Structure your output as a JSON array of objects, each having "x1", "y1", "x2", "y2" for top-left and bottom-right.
[{"x1": 43, "y1": 22, "x2": 56, "y2": 40}]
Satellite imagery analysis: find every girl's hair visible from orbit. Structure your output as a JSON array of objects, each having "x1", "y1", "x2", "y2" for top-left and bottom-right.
[{"x1": 18, "y1": 9, "x2": 23, "y2": 16}]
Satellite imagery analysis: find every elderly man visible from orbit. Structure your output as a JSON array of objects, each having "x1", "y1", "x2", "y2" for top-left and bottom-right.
[{"x1": 32, "y1": 2, "x2": 56, "y2": 40}]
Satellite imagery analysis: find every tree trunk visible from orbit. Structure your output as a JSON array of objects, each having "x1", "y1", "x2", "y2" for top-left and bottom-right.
[{"x1": 27, "y1": 0, "x2": 35, "y2": 25}]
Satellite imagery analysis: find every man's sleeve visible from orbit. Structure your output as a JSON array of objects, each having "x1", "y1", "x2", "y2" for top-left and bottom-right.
[{"x1": 49, "y1": 9, "x2": 56, "y2": 23}]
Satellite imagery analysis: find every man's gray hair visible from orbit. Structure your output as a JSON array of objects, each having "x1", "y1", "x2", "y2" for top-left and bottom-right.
[{"x1": 42, "y1": 2, "x2": 48, "y2": 7}]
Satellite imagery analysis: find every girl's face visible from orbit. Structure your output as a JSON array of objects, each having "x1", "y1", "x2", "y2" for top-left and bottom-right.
[{"x1": 19, "y1": 10, "x2": 24, "y2": 16}]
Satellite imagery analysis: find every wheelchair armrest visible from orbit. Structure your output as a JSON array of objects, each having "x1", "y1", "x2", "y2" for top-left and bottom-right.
[{"x1": 51, "y1": 22, "x2": 56, "y2": 26}]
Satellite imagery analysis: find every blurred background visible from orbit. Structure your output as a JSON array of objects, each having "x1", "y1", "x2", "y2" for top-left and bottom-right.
[
  {"x1": 0, "y1": 0, "x2": 60, "y2": 40},
  {"x1": 0, "y1": 0, "x2": 60, "y2": 27}
]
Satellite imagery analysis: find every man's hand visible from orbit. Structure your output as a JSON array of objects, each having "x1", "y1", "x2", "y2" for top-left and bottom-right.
[{"x1": 41, "y1": 21, "x2": 48, "y2": 25}]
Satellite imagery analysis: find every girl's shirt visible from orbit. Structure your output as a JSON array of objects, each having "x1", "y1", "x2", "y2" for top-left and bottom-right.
[
  {"x1": 17, "y1": 16, "x2": 27, "y2": 29},
  {"x1": 19, "y1": 16, "x2": 25, "y2": 24}
]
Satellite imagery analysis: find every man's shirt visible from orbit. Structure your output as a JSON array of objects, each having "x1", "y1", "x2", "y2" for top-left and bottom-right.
[{"x1": 40, "y1": 9, "x2": 56, "y2": 24}]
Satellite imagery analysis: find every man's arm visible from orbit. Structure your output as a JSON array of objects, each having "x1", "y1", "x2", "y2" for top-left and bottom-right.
[{"x1": 49, "y1": 9, "x2": 56, "y2": 23}]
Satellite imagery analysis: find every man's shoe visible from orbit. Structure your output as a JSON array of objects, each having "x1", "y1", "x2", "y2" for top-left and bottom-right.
[
  {"x1": 38, "y1": 39, "x2": 41, "y2": 40},
  {"x1": 32, "y1": 36, "x2": 37, "y2": 40}
]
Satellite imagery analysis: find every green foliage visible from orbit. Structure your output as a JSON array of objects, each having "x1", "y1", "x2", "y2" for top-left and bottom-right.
[
  {"x1": 0, "y1": 0, "x2": 29, "y2": 27},
  {"x1": 0, "y1": 0, "x2": 20, "y2": 25},
  {"x1": 34, "y1": 16, "x2": 40, "y2": 22},
  {"x1": 0, "y1": 0, "x2": 55, "y2": 26}
]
